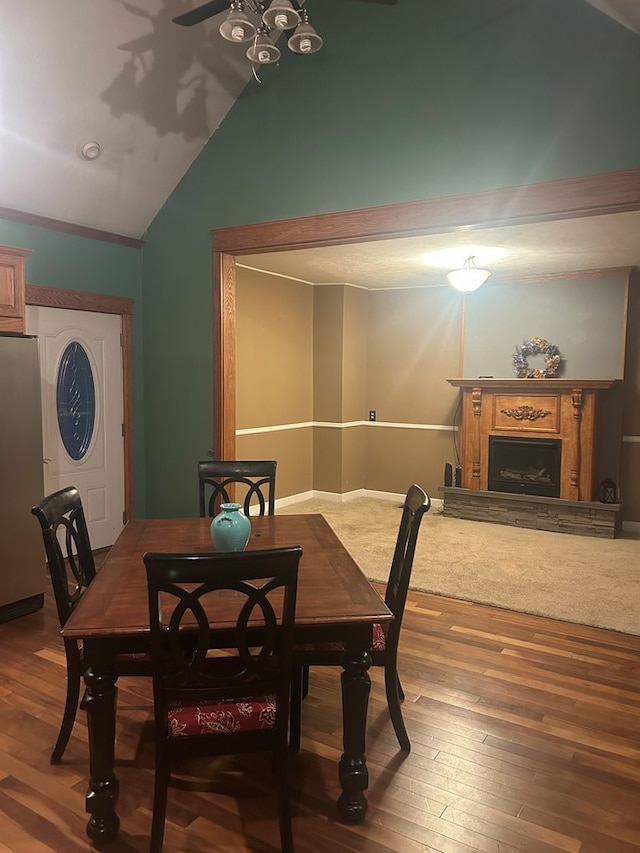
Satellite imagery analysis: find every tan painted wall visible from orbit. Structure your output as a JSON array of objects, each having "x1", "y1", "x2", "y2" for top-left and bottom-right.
[
  {"x1": 236, "y1": 269, "x2": 314, "y2": 498},
  {"x1": 621, "y1": 271, "x2": 640, "y2": 521},
  {"x1": 237, "y1": 267, "x2": 640, "y2": 522},
  {"x1": 236, "y1": 268, "x2": 313, "y2": 429},
  {"x1": 364, "y1": 286, "x2": 463, "y2": 496},
  {"x1": 623, "y1": 273, "x2": 640, "y2": 435},
  {"x1": 312, "y1": 428, "x2": 343, "y2": 494},
  {"x1": 236, "y1": 428, "x2": 313, "y2": 500},
  {"x1": 312, "y1": 286, "x2": 369, "y2": 493},
  {"x1": 313, "y1": 286, "x2": 344, "y2": 424},
  {"x1": 342, "y1": 286, "x2": 369, "y2": 423},
  {"x1": 366, "y1": 287, "x2": 463, "y2": 425},
  {"x1": 366, "y1": 427, "x2": 456, "y2": 495},
  {"x1": 341, "y1": 425, "x2": 367, "y2": 493}
]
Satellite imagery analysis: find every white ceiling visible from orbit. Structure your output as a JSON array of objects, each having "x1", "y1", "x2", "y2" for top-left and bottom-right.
[
  {"x1": 238, "y1": 210, "x2": 640, "y2": 288},
  {"x1": 1, "y1": 1, "x2": 254, "y2": 238},
  {"x1": 1, "y1": 1, "x2": 639, "y2": 284},
  {"x1": 584, "y1": 0, "x2": 640, "y2": 33}
]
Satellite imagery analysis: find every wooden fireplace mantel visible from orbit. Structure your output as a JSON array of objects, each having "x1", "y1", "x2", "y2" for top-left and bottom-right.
[
  {"x1": 447, "y1": 378, "x2": 619, "y2": 392},
  {"x1": 447, "y1": 378, "x2": 620, "y2": 501}
]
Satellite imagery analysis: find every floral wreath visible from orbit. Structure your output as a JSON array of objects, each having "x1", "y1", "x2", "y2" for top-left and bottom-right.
[{"x1": 512, "y1": 337, "x2": 563, "y2": 379}]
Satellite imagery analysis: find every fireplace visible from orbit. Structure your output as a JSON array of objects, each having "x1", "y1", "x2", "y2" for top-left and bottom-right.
[
  {"x1": 446, "y1": 378, "x2": 619, "y2": 502},
  {"x1": 443, "y1": 378, "x2": 622, "y2": 537},
  {"x1": 488, "y1": 436, "x2": 561, "y2": 498}
]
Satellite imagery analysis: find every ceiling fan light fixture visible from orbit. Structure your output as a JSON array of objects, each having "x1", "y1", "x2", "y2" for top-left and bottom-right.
[
  {"x1": 173, "y1": 0, "x2": 363, "y2": 68},
  {"x1": 246, "y1": 26, "x2": 281, "y2": 64},
  {"x1": 446, "y1": 256, "x2": 491, "y2": 292},
  {"x1": 219, "y1": 1, "x2": 257, "y2": 43},
  {"x1": 262, "y1": 0, "x2": 301, "y2": 30},
  {"x1": 288, "y1": 10, "x2": 323, "y2": 54}
]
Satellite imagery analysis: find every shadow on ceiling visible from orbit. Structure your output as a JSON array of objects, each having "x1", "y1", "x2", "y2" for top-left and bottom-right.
[{"x1": 101, "y1": 0, "x2": 246, "y2": 140}]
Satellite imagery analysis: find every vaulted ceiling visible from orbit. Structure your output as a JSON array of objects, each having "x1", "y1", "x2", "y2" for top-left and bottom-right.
[{"x1": 1, "y1": 1, "x2": 638, "y2": 283}]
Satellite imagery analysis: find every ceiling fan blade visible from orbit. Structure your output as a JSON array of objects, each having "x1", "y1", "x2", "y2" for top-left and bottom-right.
[
  {"x1": 172, "y1": 0, "x2": 396, "y2": 30},
  {"x1": 173, "y1": 0, "x2": 230, "y2": 27}
]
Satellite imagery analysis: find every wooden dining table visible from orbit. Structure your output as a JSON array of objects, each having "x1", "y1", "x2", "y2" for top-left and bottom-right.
[{"x1": 62, "y1": 513, "x2": 393, "y2": 843}]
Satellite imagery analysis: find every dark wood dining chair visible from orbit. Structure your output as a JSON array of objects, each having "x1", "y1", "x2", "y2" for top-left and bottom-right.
[
  {"x1": 290, "y1": 484, "x2": 430, "y2": 753},
  {"x1": 31, "y1": 486, "x2": 150, "y2": 764},
  {"x1": 144, "y1": 546, "x2": 301, "y2": 853},
  {"x1": 198, "y1": 460, "x2": 277, "y2": 517}
]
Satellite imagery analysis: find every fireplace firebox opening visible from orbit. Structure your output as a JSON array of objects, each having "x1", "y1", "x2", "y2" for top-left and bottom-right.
[{"x1": 488, "y1": 436, "x2": 561, "y2": 498}]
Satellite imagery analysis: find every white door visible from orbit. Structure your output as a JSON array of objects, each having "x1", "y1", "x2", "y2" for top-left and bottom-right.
[{"x1": 25, "y1": 306, "x2": 125, "y2": 550}]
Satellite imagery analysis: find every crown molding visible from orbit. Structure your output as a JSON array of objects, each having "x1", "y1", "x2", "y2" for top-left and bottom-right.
[{"x1": 0, "y1": 205, "x2": 144, "y2": 248}]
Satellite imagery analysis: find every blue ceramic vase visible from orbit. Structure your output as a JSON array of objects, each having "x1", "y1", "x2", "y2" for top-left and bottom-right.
[{"x1": 210, "y1": 502, "x2": 251, "y2": 551}]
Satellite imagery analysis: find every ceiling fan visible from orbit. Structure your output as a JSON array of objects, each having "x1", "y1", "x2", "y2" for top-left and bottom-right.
[
  {"x1": 173, "y1": 0, "x2": 399, "y2": 29},
  {"x1": 173, "y1": 0, "x2": 399, "y2": 66}
]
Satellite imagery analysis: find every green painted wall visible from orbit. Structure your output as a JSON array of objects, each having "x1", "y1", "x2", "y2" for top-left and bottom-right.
[
  {"x1": 143, "y1": 0, "x2": 640, "y2": 517},
  {"x1": 5, "y1": 2, "x2": 637, "y2": 518},
  {"x1": 0, "y1": 216, "x2": 146, "y2": 514}
]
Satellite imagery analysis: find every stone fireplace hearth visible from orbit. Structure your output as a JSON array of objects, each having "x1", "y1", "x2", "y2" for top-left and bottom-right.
[
  {"x1": 440, "y1": 486, "x2": 622, "y2": 538},
  {"x1": 444, "y1": 378, "x2": 622, "y2": 537}
]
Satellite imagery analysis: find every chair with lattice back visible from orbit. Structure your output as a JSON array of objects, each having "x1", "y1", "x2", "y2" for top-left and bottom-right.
[
  {"x1": 31, "y1": 486, "x2": 150, "y2": 764},
  {"x1": 198, "y1": 460, "x2": 277, "y2": 517},
  {"x1": 289, "y1": 484, "x2": 430, "y2": 753},
  {"x1": 144, "y1": 546, "x2": 301, "y2": 853}
]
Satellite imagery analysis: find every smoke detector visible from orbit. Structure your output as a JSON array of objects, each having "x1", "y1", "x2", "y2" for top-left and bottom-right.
[{"x1": 79, "y1": 141, "x2": 102, "y2": 161}]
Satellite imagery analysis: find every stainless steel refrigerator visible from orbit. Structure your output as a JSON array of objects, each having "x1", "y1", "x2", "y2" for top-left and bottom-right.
[{"x1": 0, "y1": 332, "x2": 45, "y2": 622}]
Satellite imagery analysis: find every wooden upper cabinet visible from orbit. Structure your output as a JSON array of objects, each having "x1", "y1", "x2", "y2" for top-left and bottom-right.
[{"x1": 0, "y1": 245, "x2": 32, "y2": 333}]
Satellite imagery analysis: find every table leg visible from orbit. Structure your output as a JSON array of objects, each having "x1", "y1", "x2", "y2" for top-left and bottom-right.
[
  {"x1": 338, "y1": 646, "x2": 371, "y2": 823},
  {"x1": 83, "y1": 665, "x2": 120, "y2": 842}
]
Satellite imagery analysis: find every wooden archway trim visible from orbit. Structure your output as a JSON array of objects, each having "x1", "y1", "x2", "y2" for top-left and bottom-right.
[
  {"x1": 211, "y1": 168, "x2": 640, "y2": 460},
  {"x1": 25, "y1": 284, "x2": 136, "y2": 523}
]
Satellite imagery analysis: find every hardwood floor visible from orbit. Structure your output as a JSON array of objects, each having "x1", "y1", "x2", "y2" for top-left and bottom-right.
[{"x1": 1, "y1": 585, "x2": 639, "y2": 851}]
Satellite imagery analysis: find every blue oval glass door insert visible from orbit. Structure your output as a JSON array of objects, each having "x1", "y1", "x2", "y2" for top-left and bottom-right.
[{"x1": 56, "y1": 342, "x2": 96, "y2": 461}]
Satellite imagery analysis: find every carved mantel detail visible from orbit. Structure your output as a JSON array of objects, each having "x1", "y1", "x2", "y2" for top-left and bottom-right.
[
  {"x1": 447, "y1": 378, "x2": 619, "y2": 502},
  {"x1": 500, "y1": 405, "x2": 551, "y2": 421}
]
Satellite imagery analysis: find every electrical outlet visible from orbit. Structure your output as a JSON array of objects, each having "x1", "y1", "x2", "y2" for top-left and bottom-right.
[{"x1": 369, "y1": 410, "x2": 376, "y2": 421}]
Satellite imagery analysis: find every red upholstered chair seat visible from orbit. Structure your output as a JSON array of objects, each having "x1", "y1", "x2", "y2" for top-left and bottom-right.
[
  {"x1": 115, "y1": 651, "x2": 152, "y2": 665},
  {"x1": 144, "y1": 547, "x2": 301, "y2": 852},
  {"x1": 77, "y1": 638, "x2": 150, "y2": 666},
  {"x1": 167, "y1": 695, "x2": 277, "y2": 737},
  {"x1": 290, "y1": 484, "x2": 431, "y2": 755},
  {"x1": 295, "y1": 621, "x2": 388, "y2": 655},
  {"x1": 31, "y1": 486, "x2": 153, "y2": 765},
  {"x1": 371, "y1": 622, "x2": 388, "y2": 652}
]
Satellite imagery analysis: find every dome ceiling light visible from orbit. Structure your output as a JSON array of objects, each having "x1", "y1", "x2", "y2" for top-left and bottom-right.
[{"x1": 446, "y1": 256, "x2": 492, "y2": 293}]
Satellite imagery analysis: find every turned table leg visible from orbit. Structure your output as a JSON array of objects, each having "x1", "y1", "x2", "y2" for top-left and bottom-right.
[
  {"x1": 83, "y1": 664, "x2": 120, "y2": 842},
  {"x1": 338, "y1": 645, "x2": 371, "y2": 823}
]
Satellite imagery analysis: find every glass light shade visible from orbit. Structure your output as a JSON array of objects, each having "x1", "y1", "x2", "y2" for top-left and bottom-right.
[
  {"x1": 446, "y1": 257, "x2": 491, "y2": 292},
  {"x1": 288, "y1": 17, "x2": 323, "y2": 54},
  {"x1": 262, "y1": 0, "x2": 301, "y2": 30},
  {"x1": 219, "y1": 2, "x2": 257, "y2": 43},
  {"x1": 246, "y1": 29, "x2": 281, "y2": 64}
]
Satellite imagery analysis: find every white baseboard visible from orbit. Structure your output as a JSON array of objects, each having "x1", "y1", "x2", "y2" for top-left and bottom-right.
[
  {"x1": 314, "y1": 489, "x2": 366, "y2": 503},
  {"x1": 275, "y1": 489, "x2": 443, "y2": 510},
  {"x1": 275, "y1": 489, "x2": 363, "y2": 508},
  {"x1": 271, "y1": 491, "x2": 314, "y2": 510},
  {"x1": 363, "y1": 489, "x2": 406, "y2": 503}
]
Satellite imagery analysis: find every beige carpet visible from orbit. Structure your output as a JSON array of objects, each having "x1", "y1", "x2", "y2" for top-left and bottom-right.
[{"x1": 279, "y1": 497, "x2": 640, "y2": 635}]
